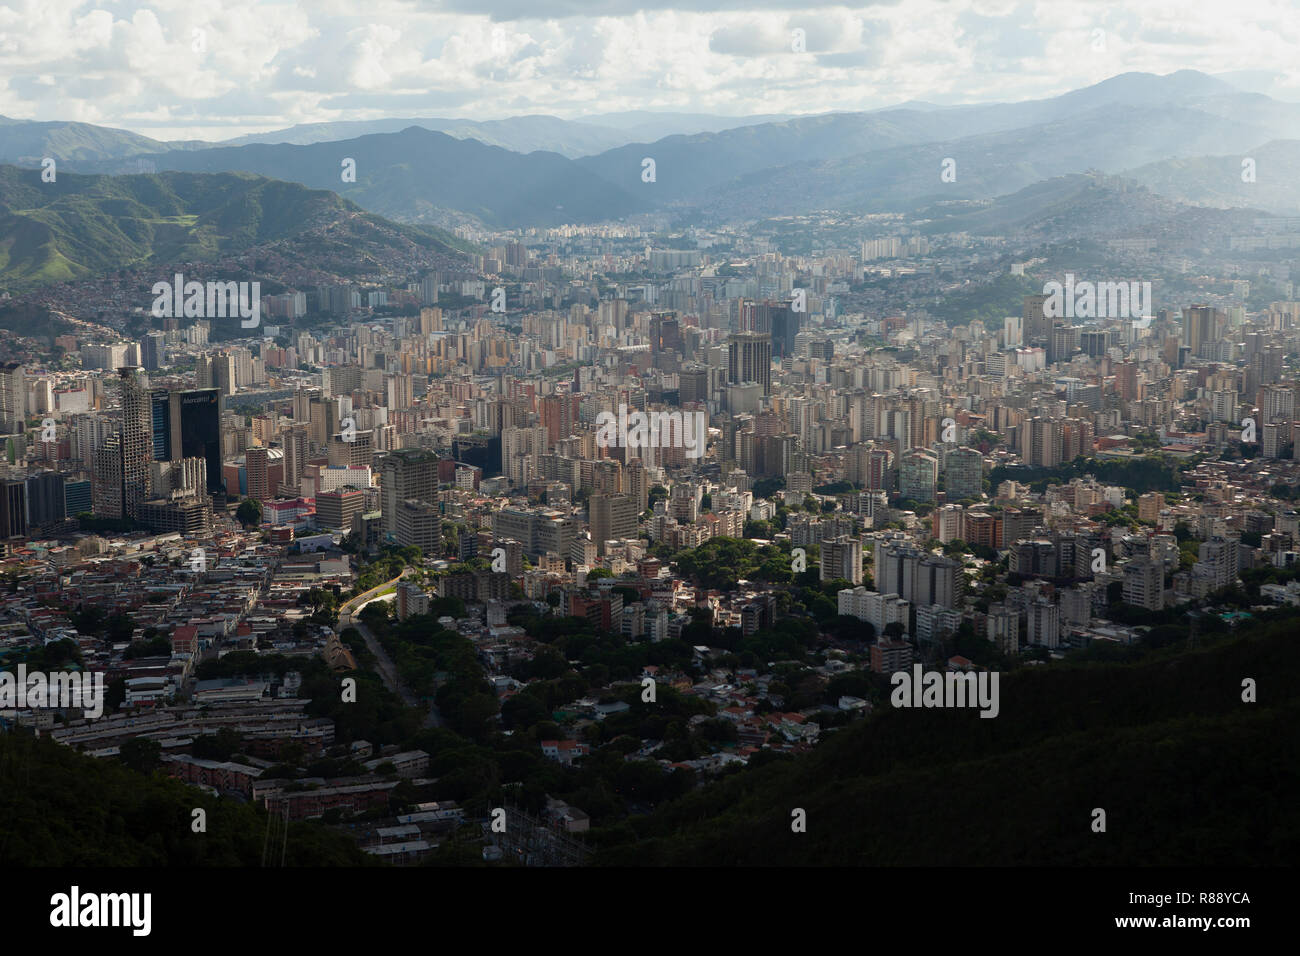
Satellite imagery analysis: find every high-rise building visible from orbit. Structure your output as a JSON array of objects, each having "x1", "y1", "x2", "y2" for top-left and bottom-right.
[
  {"x1": 379, "y1": 449, "x2": 440, "y2": 539},
  {"x1": 0, "y1": 478, "x2": 27, "y2": 539},
  {"x1": 137, "y1": 496, "x2": 213, "y2": 536},
  {"x1": 728, "y1": 332, "x2": 772, "y2": 396},
  {"x1": 317, "y1": 487, "x2": 366, "y2": 530},
  {"x1": 820, "y1": 535, "x2": 863, "y2": 584},
  {"x1": 385, "y1": 373, "x2": 413, "y2": 411},
  {"x1": 866, "y1": 447, "x2": 895, "y2": 492},
  {"x1": 63, "y1": 478, "x2": 91, "y2": 517},
  {"x1": 932, "y1": 503, "x2": 964, "y2": 543},
  {"x1": 540, "y1": 393, "x2": 579, "y2": 444},
  {"x1": 1182, "y1": 305, "x2": 1223, "y2": 357},
  {"x1": 280, "y1": 423, "x2": 311, "y2": 497},
  {"x1": 197, "y1": 352, "x2": 236, "y2": 397},
  {"x1": 1049, "y1": 324, "x2": 1076, "y2": 365},
  {"x1": 589, "y1": 493, "x2": 637, "y2": 556},
  {"x1": 874, "y1": 539, "x2": 963, "y2": 607},
  {"x1": 899, "y1": 449, "x2": 939, "y2": 503},
  {"x1": 140, "y1": 332, "x2": 166, "y2": 371},
  {"x1": 1027, "y1": 417, "x2": 1063, "y2": 468},
  {"x1": 869, "y1": 638, "x2": 914, "y2": 675},
  {"x1": 1123, "y1": 557, "x2": 1164, "y2": 611},
  {"x1": 945, "y1": 446, "x2": 984, "y2": 500},
  {"x1": 1079, "y1": 329, "x2": 1110, "y2": 357},
  {"x1": 151, "y1": 388, "x2": 223, "y2": 494},
  {"x1": 743, "y1": 300, "x2": 801, "y2": 359},
  {"x1": 679, "y1": 364, "x2": 711, "y2": 405},
  {"x1": 1115, "y1": 362, "x2": 1140, "y2": 402},
  {"x1": 1023, "y1": 293, "x2": 1050, "y2": 344},
  {"x1": 24, "y1": 471, "x2": 67, "y2": 530},
  {"x1": 329, "y1": 429, "x2": 373, "y2": 469},
  {"x1": 151, "y1": 457, "x2": 207, "y2": 497},
  {"x1": 649, "y1": 311, "x2": 683, "y2": 358},
  {"x1": 1003, "y1": 315, "x2": 1024, "y2": 349},
  {"x1": 1257, "y1": 384, "x2": 1294, "y2": 424},
  {"x1": 246, "y1": 446, "x2": 270, "y2": 502},
  {"x1": 93, "y1": 435, "x2": 124, "y2": 518},
  {"x1": 394, "y1": 498, "x2": 441, "y2": 555},
  {"x1": 118, "y1": 367, "x2": 153, "y2": 520},
  {"x1": 986, "y1": 603, "x2": 1019, "y2": 654},
  {"x1": 0, "y1": 363, "x2": 25, "y2": 433},
  {"x1": 1026, "y1": 600, "x2": 1060, "y2": 648},
  {"x1": 1196, "y1": 537, "x2": 1237, "y2": 590}
]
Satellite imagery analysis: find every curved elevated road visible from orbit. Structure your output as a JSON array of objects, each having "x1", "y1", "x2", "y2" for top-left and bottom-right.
[{"x1": 336, "y1": 568, "x2": 442, "y2": 727}]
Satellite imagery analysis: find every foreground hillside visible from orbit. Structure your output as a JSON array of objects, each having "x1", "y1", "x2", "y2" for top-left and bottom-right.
[
  {"x1": 0, "y1": 732, "x2": 371, "y2": 866},
  {"x1": 595, "y1": 621, "x2": 1300, "y2": 865}
]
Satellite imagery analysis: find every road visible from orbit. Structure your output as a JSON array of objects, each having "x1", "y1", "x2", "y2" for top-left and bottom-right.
[{"x1": 336, "y1": 569, "x2": 443, "y2": 728}]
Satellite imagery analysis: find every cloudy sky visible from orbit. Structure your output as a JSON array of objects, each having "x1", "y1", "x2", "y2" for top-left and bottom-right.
[{"x1": 1, "y1": 0, "x2": 1299, "y2": 141}]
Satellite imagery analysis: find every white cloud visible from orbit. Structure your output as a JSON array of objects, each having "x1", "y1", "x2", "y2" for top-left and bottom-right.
[{"x1": 0, "y1": 0, "x2": 1295, "y2": 139}]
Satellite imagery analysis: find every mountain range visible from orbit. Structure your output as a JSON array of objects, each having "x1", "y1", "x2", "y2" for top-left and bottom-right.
[
  {"x1": 6, "y1": 70, "x2": 1300, "y2": 252},
  {"x1": 83, "y1": 128, "x2": 650, "y2": 230},
  {"x1": 217, "y1": 111, "x2": 795, "y2": 157}
]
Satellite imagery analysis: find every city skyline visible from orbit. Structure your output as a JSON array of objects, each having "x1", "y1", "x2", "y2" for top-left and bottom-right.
[{"x1": 0, "y1": 1, "x2": 1291, "y2": 927}]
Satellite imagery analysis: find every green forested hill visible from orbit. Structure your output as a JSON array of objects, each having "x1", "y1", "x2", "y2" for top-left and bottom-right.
[
  {"x1": 594, "y1": 622, "x2": 1300, "y2": 865},
  {"x1": 0, "y1": 164, "x2": 474, "y2": 288},
  {"x1": 0, "y1": 732, "x2": 371, "y2": 866}
]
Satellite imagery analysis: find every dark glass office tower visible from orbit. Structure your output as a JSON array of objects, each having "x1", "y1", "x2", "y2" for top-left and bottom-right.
[
  {"x1": 150, "y1": 387, "x2": 223, "y2": 493},
  {"x1": 150, "y1": 388, "x2": 171, "y2": 461},
  {"x1": 25, "y1": 471, "x2": 66, "y2": 528},
  {"x1": 0, "y1": 478, "x2": 26, "y2": 539},
  {"x1": 453, "y1": 433, "x2": 502, "y2": 477}
]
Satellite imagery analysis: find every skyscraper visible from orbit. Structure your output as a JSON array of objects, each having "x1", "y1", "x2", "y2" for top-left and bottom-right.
[
  {"x1": 24, "y1": 471, "x2": 67, "y2": 531},
  {"x1": 1027, "y1": 417, "x2": 1063, "y2": 468},
  {"x1": 151, "y1": 387, "x2": 223, "y2": 494},
  {"x1": 899, "y1": 448, "x2": 939, "y2": 502},
  {"x1": 140, "y1": 331, "x2": 166, "y2": 371},
  {"x1": 1182, "y1": 305, "x2": 1222, "y2": 357},
  {"x1": 119, "y1": 367, "x2": 153, "y2": 520},
  {"x1": 541, "y1": 393, "x2": 578, "y2": 444},
  {"x1": 0, "y1": 478, "x2": 27, "y2": 539},
  {"x1": 1023, "y1": 293, "x2": 1050, "y2": 344},
  {"x1": 945, "y1": 446, "x2": 984, "y2": 501},
  {"x1": 728, "y1": 332, "x2": 772, "y2": 396},
  {"x1": 380, "y1": 449, "x2": 440, "y2": 538},
  {"x1": 820, "y1": 535, "x2": 863, "y2": 584},
  {"x1": 246, "y1": 445, "x2": 270, "y2": 502},
  {"x1": 744, "y1": 300, "x2": 802, "y2": 359},
  {"x1": 589, "y1": 492, "x2": 636, "y2": 556},
  {"x1": 280, "y1": 422, "x2": 311, "y2": 497},
  {"x1": 0, "y1": 363, "x2": 25, "y2": 433},
  {"x1": 650, "y1": 311, "x2": 683, "y2": 357},
  {"x1": 1049, "y1": 324, "x2": 1076, "y2": 365},
  {"x1": 93, "y1": 435, "x2": 124, "y2": 519}
]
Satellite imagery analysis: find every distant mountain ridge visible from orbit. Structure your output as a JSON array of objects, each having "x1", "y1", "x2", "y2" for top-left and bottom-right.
[
  {"x1": 76, "y1": 127, "x2": 649, "y2": 229},
  {"x1": 8, "y1": 70, "x2": 1300, "y2": 229},
  {"x1": 690, "y1": 103, "x2": 1278, "y2": 220},
  {"x1": 1123, "y1": 139, "x2": 1300, "y2": 213},
  {"x1": 0, "y1": 116, "x2": 208, "y2": 165},
  {"x1": 219, "y1": 114, "x2": 630, "y2": 158}
]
